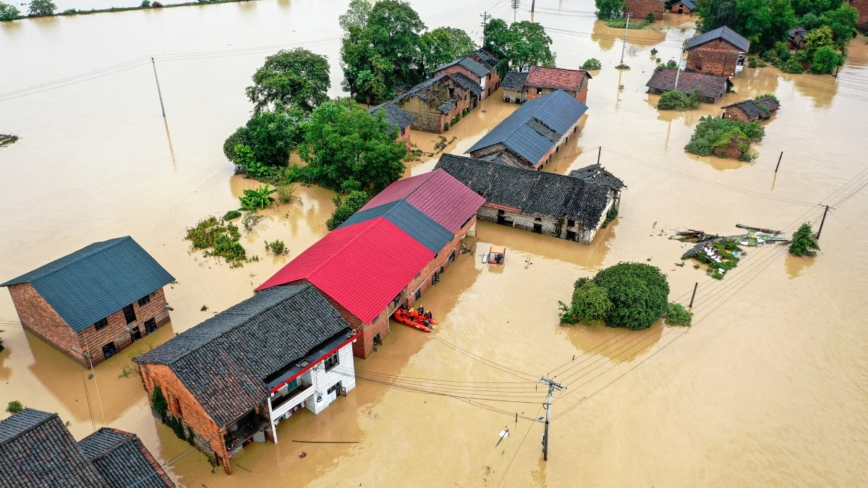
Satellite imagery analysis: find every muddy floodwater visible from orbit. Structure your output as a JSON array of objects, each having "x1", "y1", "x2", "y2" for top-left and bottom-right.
[{"x1": 2, "y1": 1, "x2": 868, "y2": 486}]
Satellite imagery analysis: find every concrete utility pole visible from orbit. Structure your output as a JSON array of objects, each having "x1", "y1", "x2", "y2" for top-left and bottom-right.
[
  {"x1": 674, "y1": 42, "x2": 685, "y2": 91},
  {"x1": 539, "y1": 376, "x2": 566, "y2": 461},
  {"x1": 151, "y1": 57, "x2": 166, "y2": 117},
  {"x1": 816, "y1": 205, "x2": 831, "y2": 239},
  {"x1": 511, "y1": 0, "x2": 520, "y2": 23},
  {"x1": 480, "y1": 11, "x2": 492, "y2": 44},
  {"x1": 620, "y1": 13, "x2": 632, "y2": 65},
  {"x1": 775, "y1": 151, "x2": 783, "y2": 172}
]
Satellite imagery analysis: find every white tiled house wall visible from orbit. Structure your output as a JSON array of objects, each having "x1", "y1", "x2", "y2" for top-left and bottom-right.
[{"x1": 306, "y1": 343, "x2": 356, "y2": 415}]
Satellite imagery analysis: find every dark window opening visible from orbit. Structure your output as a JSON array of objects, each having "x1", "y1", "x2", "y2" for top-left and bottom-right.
[
  {"x1": 415, "y1": 288, "x2": 422, "y2": 300},
  {"x1": 567, "y1": 230, "x2": 577, "y2": 241},
  {"x1": 568, "y1": 219, "x2": 576, "y2": 227},
  {"x1": 433, "y1": 272, "x2": 440, "y2": 285},
  {"x1": 130, "y1": 327, "x2": 142, "y2": 342},
  {"x1": 324, "y1": 353, "x2": 340, "y2": 372},
  {"x1": 102, "y1": 342, "x2": 118, "y2": 359},
  {"x1": 533, "y1": 223, "x2": 543, "y2": 234},
  {"x1": 448, "y1": 250, "x2": 456, "y2": 263},
  {"x1": 534, "y1": 217, "x2": 543, "y2": 222},
  {"x1": 93, "y1": 318, "x2": 109, "y2": 331},
  {"x1": 536, "y1": 88, "x2": 543, "y2": 95},
  {"x1": 144, "y1": 318, "x2": 158, "y2": 334},
  {"x1": 328, "y1": 381, "x2": 343, "y2": 396},
  {"x1": 138, "y1": 295, "x2": 151, "y2": 307},
  {"x1": 122, "y1": 304, "x2": 137, "y2": 324}
]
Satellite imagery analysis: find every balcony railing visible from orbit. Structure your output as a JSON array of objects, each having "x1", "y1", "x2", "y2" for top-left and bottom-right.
[{"x1": 270, "y1": 384, "x2": 315, "y2": 419}]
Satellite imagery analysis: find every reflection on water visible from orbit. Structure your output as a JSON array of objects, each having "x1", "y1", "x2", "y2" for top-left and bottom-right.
[{"x1": 785, "y1": 253, "x2": 816, "y2": 279}]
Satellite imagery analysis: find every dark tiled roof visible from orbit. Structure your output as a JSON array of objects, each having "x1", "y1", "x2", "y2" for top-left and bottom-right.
[
  {"x1": 502, "y1": 71, "x2": 529, "y2": 90},
  {"x1": 80, "y1": 428, "x2": 174, "y2": 488},
  {"x1": 435, "y1": 154, "x2": 618, "y2": 229},
  {"x1": 451, "y1": 72, "x2": 484, "y2": 95},
  {"x1": 646, "y1": 69, "x2": 729, "y2": 100},
  {"x1": 0, "y1": 409, "x2": 105, "y2": 487},
  {"x1": 467, "y1": 90, "x2": 588, "y2": 165},
  {"x1": 340, "y1": 200, "x2": 454, "y2": 253},
  {"x1": 436, "y1": 56, "x2": 490, "y2": 78},
  {"x1": 470, "y1": 49, "x2": 499, "y2": 69},
  {"x1": 789, "y1": 27, "x2": 807, "y2": 40},
  {"x1": 755, "y1": 96, "x2": 780, "y2": 111},
  {"x1": 569, "y1": 164, "x2": 626, "y2": 190},
  {"x1": 677, "y1": 0, "x2": 696, "y2": 9},
  {"x1": 135, "y1": 285, "x2": 351, "y2": 427},
  {"x1": 686, "y1": 26, "x2": 750, "y2": 52},
  {"x1": 397, "y1": 74, "x2": 470, "y2": 114},
  {"x1": 722, "y1": 97, "x2": 779, "y2": 119},
  {"x1": 398, "y1": 75, "x2": 447, "y2": 101},
  {"x1": 525, "y1": 66, "x2": 590, "y2": 92},
  {"x1": 370, "y1": 102, "x2": 415, "y2": 132},
  {"x1": 0, "y1": 237, "x2": 174, "y2": 332}
]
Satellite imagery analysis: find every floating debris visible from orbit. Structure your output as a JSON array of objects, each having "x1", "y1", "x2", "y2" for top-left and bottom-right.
[
  {"x1": 676, "y1": 225, "x2": 790, "y2": 280},
  {"x1": 0, "y1": 134, "x2": 19, "y2": 147}
]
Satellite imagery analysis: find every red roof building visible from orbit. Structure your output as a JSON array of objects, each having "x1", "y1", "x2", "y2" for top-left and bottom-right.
[{"x1": 524, "y1": 66, "x2": 592, "y2": 104}]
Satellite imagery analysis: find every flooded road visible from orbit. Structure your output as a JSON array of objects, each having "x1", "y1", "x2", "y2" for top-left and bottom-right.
[{"x1": 2, "y1": 1, "x2": 868, "y2": 486}]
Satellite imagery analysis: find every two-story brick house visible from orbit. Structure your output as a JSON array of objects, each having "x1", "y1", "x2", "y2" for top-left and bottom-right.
[
  {"x1": 624, "y1": 0, "x2": 666, "y2": 20},
  {"x1": 394, "y1": 73, "x2": 482, "y2": 133},
  {"x1": 685, "y1": 26, "x2": 750, "y2": 77},
  {"x1": 434, "y1": 49, "x2": 501, "y2": 99},
  {"x1": 1, "y1": 236, "x2": 174, "y2": 367},
  {"x1": 134, "y1": 285, "x2": 359, "y2": 475}
]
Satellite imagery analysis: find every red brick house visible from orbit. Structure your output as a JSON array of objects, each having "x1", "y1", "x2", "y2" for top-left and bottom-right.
[
  {"x1": 394, "y1": 73, "x2": 482, "y2": 133},
  {"x1": 467, "y1": 90, "x2": 588, "y2": 169},
  {"x1": 624, "y1": 0, "x2": 665, "y2": 20},
  {"x1": 434, "y1": 49, "x2": 501, "y2": 99},
  {"x1": 646, "y1": 69, "x2": 732, "y2": 103},
  {"x1": 722, "y1": 96, "x2": 780, "y2": 122},
  {"x1": 257, "y1": 170, "x2": 485, "y2": 358},
  {"x1": 1, "y1": 236, "x2": 174, "y2": 367},
  {"x1": 0, "y1": 408, "x2": 174, "y2": 487},
  {"x1": 670, "y1": 0, "x2": 695, "y2": 14},
  {"x1": 788, "y1": 27, "x2": 808, "y2": 50},
  {"x1": 370, "y1": 102, "x2": 415, "y2": 149},
  {"x1": 685, "y1": 26, "x2": 750, "y2": 77},
  {"x1": 135, "y1": 285, "x2": 359, "y2": 475},
  {"x1": 851, "y1": 0, "x2": 868, "y2": 28},
  {"x1": 525, "y1": 66, "x2": 592, "y2": 104}
]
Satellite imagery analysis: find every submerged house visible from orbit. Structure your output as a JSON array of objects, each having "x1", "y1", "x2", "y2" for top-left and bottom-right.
[
  {"x1": 0, "y1": 236, "x2": 174, "y2": 367},
  {"x1": 788, "y1": 27, "x2": 808, "y2": 49},
  {"x1": 0, "y1": 408, "x2": 174, "y2": 487},
  {"x1": 669, "y1": 0, "x2": 696, "y2": 14},
  {"x1": 257, "y1": 170, "x2": 484, "y2": 358},
  {"x1": 646, "y1": 69, "x2": 731, "y2": 103},
  {"x1": 502, "y1": 67, "x2": 592, "y2": 104},
  {"x1": 435, "y1": 154, "x2": 625, "y2": 244},
  {"x1": 434, "y1": 49, "x2": 501, "y2": 99},
  {"x1": 466, "y1": 90, "x2": 588, "y2": 169},
  {"x1": 502, "y1": 71, "x2": 530, "y2": 103},
  {"x1": 685, "y1": 26, "x2": 750, "y2": 77},
  {"x1": 134, "y1": 285, "x2": 359, "y2": 475},
  {"x1": 624, "y1": 0, "x2": 666, "y2": 20},
  {"x1": 721, "y1": 96, "x2": 780, "y2": 122},
  {"x1": 370, "y1": 102, "x2": 415, "y2": 148},
  {"x1": 394, "y1": 73, "x2": 482, "y2": 133}
]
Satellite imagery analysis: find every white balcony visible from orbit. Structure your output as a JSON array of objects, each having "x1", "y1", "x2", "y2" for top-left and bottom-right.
[{"x1": 270, "y1": 384, "x2": 314, "y2": 419}]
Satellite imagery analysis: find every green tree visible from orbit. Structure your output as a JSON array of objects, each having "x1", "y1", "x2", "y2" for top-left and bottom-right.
[
  {"x1": 792, "y1": 0, "x2": 840, "y2": 18},
  {"x1": 790, "y1": 222, "x2": 820, "y2": 256},
  {"x1": 28, "y1": 0, "x2": 55, "y2": 15},
  {"x1": 820, "y1": 5, "x2": 858, "y2": 44},
  {"x1": 811, "y1": 45, "x2": 843, "y2": 73},
  {"x1": 420, "y1": 27, "x2": 477, "y2": 77},
  {"x1": 560, "y1": 279, "x2": 612, "y2": 325},
  {"x1": 593, "y1": 263, "x2": 670, "y2": 330},
  {"x1": 299, "y1": 100, "x2": 407, "y2": 194},
  {"x1": 595, "y1": 0, "x2": 625, "y2": 19},
  {"x1": 697, "y1": 0, "x2": 795, "y2": 52},
  {"x1": 225, "y1": 105, "x2": 303, "y2": 167},
  {"x1": 484, "y1": 20, "x2": 555, "y2": 74},
  {"x1": 0, "y1": 2, "x2": 20, "y2": 21},
  {"x1": 326, "y1": 191, "x2": 370, "y2": 230},
  {"x1": 245, "y1": 49, "x2": 331, "y2": 114},
  {"x1": 339, "y1": 0, "x2": 372, "y2": 32}
]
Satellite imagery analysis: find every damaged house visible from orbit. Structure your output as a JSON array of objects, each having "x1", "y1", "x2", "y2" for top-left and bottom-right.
[
  {"x1": 394, "y1": 73, "x2": 482, "y2": 133},
  {"x1": 721, "y1": 96, "x2": 780, "y2": 122},
  {"x1": 435, "y1": 154, "x2": 625, "y2": 244},
  {"x1": 434, "y1": 49, "x2": 501, "y2": 99}
]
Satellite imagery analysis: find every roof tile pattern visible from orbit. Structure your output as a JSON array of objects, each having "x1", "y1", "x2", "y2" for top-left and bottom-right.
[
  {"x1": 136, "y1": 285, "x2": 351, "y2": 427},
  {"x1": 369, "y1": 102, "x2": 415, "y2": 132},
  {"x1": 685, "y1": 26, "x2": 750, "y2": 52},
  {"x1": 80, "y1": 428, "x2": 174, "y2": 488},
  {"x1": 340, "y1": 200, "x2": 455, "y2": 253},
  {"x1": 0, "y1": 237, "x2": 174, "y2": 332},
  {"x1": 502, "y1": 71, "x2": 529, "y2": 90},
  {"x1": 646, "y1": 69, "x2": 729, "y2": 100},
  {"x1": 525, "y1": 66, "x2": 589, "y2": 92},
  {"x1": 722, "y1": 96, "x2": 780, "y2": 119}
]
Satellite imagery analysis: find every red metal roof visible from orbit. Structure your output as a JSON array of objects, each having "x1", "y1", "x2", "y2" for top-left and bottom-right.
[
  {"x1": 362, "y1": 169, "x2": 485, "y2": 233},
  {"x1": 525, "y1": 66, "x2": 588, "y2": 92},
  {"x1": 256, "y1": 218, "x2": 434, "y2": 324}
]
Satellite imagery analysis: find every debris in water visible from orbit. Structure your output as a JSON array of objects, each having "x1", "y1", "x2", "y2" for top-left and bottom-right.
[{"x1": 0, "y1": 134, "x2": 19, "y2": 147}]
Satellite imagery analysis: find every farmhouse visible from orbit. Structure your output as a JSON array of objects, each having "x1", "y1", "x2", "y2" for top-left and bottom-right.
[
  {"x1": 134, "y1": 285, "x2": 358, "y2": 475},
  {"x1": 435, "y1": 154, "x2": 625, "y2": 244},
  {"x1": 788, "y1": 27, "x2": 808, "y2": 50},
  {"x1": 685, "y1": 26, "x2": 750, "y2": 77},
  {"x1": 370, "y1": 101, "x2": 415, "y2": 148},
  {"x1": 669, "y1": 0, "x2": 695, "y2": 14},
  {"x1": 646, "y1": 69, "x2": 732, "y2": 102},
  {"x1": 0, "y1": 408, "x2": 174, "y2": 487},
  {"x1": 721, "y1": 96, "x2": 780, "y2": 122},
  {"x1": 466, "y1": 90, "x2": 588, "y2": 169},
  {"x1": 434, "y1": 49, "x2": 501, "y2": 99},
  {"x1": 0, "y1": 236, "x2": 173, "y2": 367},
  {"x1": 257, "y1": 170, "x2": 484, "y2": 358},
  {"x1": 502, "y1": 71, "x2": 530, "y2": 103},
  {"x1": 624, "y1": 0, "x2": 665, "y2": 20},
  {"x1": 394, "y1": 73, "x2": 481, "y2": 133}
]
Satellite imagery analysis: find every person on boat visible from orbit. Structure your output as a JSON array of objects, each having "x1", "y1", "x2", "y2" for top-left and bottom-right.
[{"x1": 426, "y1": 311, "x2": 433, "y2": 320}]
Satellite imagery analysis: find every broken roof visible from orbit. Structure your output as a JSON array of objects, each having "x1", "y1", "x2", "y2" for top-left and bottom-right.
[
  {"x1": 685, "y1": 26, "x2": 750, "y2": 52},
  {"x1": 568, "y1": 164, "x2": 627, "y2": 190},
  {"x1": 466, "y1": 90, "x2": 588, "y2": 165},
  {"x1": 722, "y1": 97, "x2": 780, "y2": 119},
  {"x1": 646, "y1": 69, "x2": 730, "y2": 100},
  {"x1": 369, "y1": 102, "x2": 415, "y2": 132},
  {"x1": 502, "y1": 71, "x2": 530, "y2": 91},
  {"x1": 525, "y1": 66, "x2": 590, "y2": 92},
  {"x1": 451, "y1": 72, "x2": 484, "y2": 95}
]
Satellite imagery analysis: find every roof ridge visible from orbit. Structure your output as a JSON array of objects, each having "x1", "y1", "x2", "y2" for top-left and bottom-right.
[
  {"x1": 3, "y1": 237, "x2": 129, "y2": 286},
  {"x1": 398, "y1": 170, "x2": 441, "y2": 201},
  {"x1": 84, "y1": 429, "x2": 137, "y2": 461},
  {"x1": 0, "y1": 410, "x2": 58, "y2": 446},
  {"x1": 499, "y1": 91, "x2": 566, "y2": 154}
]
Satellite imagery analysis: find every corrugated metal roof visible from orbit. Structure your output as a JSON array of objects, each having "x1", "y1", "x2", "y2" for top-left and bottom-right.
[
  {"x1": 256, "y1": 219, "x2": 434, "y2": 324},
  {"x1": 340, "y1": 200, "x2": 454, "y2": 253},
  {"x1": 1, "y1": 237, "x2": 174, "y2": 332},
  {"x1": 686, "y1": 26, "x2": 750, "y2": 52},
  {"x1": 466, "y1": 90, "x2": 587, "y2": 165}
]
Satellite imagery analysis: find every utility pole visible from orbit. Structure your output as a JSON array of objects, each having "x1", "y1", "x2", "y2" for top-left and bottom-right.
[
  {"x1": 620, "y1": 13, "x2": 632, "y2": 65},
  {"x1": 689, "y1": 282, "x2": 698, "y2": 308},
  {"x1": 151, "y1": 57, "x2": 166, "y2": 117},
  {"x1": 674, "y1": 42, "x2": 685, "y2": 91},
  {"x1": 539, "y1": 376, "x2": 566, "y2": 461},
  {"x1": 511, "y1": 0, "x2": 520, "y2": 23},
  {"x1": 480, "y1": 11, "x2": 492, "y2": 45},
  {"x1": 597, "y1": 146, "x2": 602, "y2": 165},
  {"x1": 531, "y1": 0, "x2": 535, "y2": 13},
  {"x1": 775, "y1": 151, "x2": 783, "y2": 173},
  {"x1": 816, "y1": 205, "x2": 830, "y2": 239}
]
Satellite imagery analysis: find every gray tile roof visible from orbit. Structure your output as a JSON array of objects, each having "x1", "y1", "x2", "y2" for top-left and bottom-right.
[
  {"x1": 569, "y1": 164, "x2": 627, "y2": 190},
  {"x1": 370, "y1": 102, "x2": 415, "y2": 132},
  {"x1": 339, "y1": 200, "x2": 455, "y2": 253},
  {"x1": 646, "y1": 69, "x2": 730, "y2": 101},
  {"x1": 466, "y1": 90, "x2": 588, "y2": 165},
  {"x1": 502, "y1": 71, "x2": 529, "y2": 91},
  {"x1": 80, "y1": 428, "x2": 174, "y2": 488},
  {"x1": 436, "y1": 56, "x2": 490, "y2": 78},
  {"x1": 451, "y1": 72, "x2": 484, "y2": 96},
  {"x1": 435, "y1": 154, "x2": 620, "y2": 229},
  {"x1": 686, "y1": 26, "x2": 750, "y2": 53},
  {"x1": 470, "y1": 49, "x2": 499, "y2": 69},
  {"x1": 134, "y1": 285, "x2": 352, "y2": 427},
  {"x1": 0, "y1": 237, "x2": 174, "y2": 332},
  {"x1": 0, "y1": 409, "x2": 105, "y2": 487},
  {"x1": 722, "y1": 96, "x2": 779, "y2": 119}
]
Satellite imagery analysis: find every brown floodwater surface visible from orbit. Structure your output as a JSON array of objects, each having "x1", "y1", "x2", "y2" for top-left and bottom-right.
[{"x1": 2, "y1": 1, "x2": 868, "y2": 486}]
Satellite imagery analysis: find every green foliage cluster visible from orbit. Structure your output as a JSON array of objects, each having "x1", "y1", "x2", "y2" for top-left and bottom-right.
[
  {"x1": 483, "y1": 19, "x2": 556, "y2": 75},
  {"x1": 326, "y1": 191, "x2": 370, "y2": 231},
  {"x1": 239, "y1": 185, "x2": 276, "y2": 212},
  {"x1": 224, "y1": 106, "x2": 304, "y2": 169},
  {"x1": 656, "y1": 59, "x2": 679, "y2": 71},
  {"x1": 420, "y1": 26, "x2": 479, "y2": 77},
  {"x1": 28, "y1": 0, "x2": 56, "y2": 16},
  {"x1": 685, "y1": 116, "x2": 764, "y2": 159},
  {"x1": 560, "y1": 263, "x2": 670, "y2": 330},
  {"x1": 615, "y1": 63, "x2": 630, "y2": 70},
  {"x1": 691, "y1": 241, "x2": 742, "y2": 278},
  {"x1": 605, "y1": 16, "x2": 653, "y2": 28},
  {"x1": 595, "y1": 0, "x2": 625, "y2": 19},
  {"x1": 241, "y1": 212, "x2": 264, "y2": 232},
  {"x1": 276, "y1": 182, "x2": 296, "y2": 204},
  {"x1": 151, "y1": 386, "x2": 169, "y2": 420},
  {"x1": 265, "y1": 239, "x2": 287, "y2": 255},
  {"x1": 141, "y1": 0, "x2": 150, "y2": 7},
  {"x1": 185, "y1": 216, "x2": 247, "y2": 267},
  {"x1": 790, "y1": 222, "x2": 821, "y2": 256},
  {"x1": 246, "y1": 48, "x2": 331, "y2": 114},
  {"x1": 657, "y1": 90, "x2": 701, "y2": 111},
  {"x1": 0, "y1": 2, "x2": 20, "y2": 21},
  {"x1": 222, "y1": 210, "x2": 242, "y2": 221},
  {"x1": 602, "y1": 206, "x2": 618, "y2": 228},
  {"x1": 665, "y1": 302, "x2": 693, "y2": 326},
  {"x1": 6, "y1": 400, "x2": 23, "y2": 414},
  {"x1": 581, "y1": 58, "x2": 603, "y2": 70}
]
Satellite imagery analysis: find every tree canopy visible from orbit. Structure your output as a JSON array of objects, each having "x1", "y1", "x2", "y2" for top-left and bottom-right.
[
  {"x1": 28, "y1": 0, "x2": 55, "y2": 16},
  {"x1": 594, "y1": 0, "x2": 625, "y2": 19},
  {"x1": 223, "y1": 105, "x2": 304, "y2": 168},
  {"x1": 0, "y1": 2, "x2": 20, "y2": 21},
  {"x1": 790, "y1": 222, "x2": 821, "y2": 256},
  {"x1": 326, "y1": 191, "x2": 370, "y2": 230},
  {"x1": 245, "y1": 48, "x2": 331, "y2": 114},
  {"x1": 420, "y1": 27, "x2": 478, "y2": 77},
  {"x1": 483, "y1": 20, "x2": 556, "y2": 74}
]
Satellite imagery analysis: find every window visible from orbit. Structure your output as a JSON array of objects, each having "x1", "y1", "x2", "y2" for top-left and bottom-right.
[
  {"x1": 324, "y1": 353, "x2": 340, "y2": 372},
  {"x1": 568, "y1": 219, "x2": 575, "y2": 227},
  {"x1": 102, "y1": 342, "x2": 118, "y2": 359},
  {"x1": 400, "y1": 127, "x2": 406, "y2": 136},
  {"x1": 138, "y1": 295, "x2": 151, "y2": 307},
  {"x1": 144, "y1": 318, "x2": 157, "y2": 334},
  {"x1": 537, "y1": 88, "x2": 543, "y2": 95},
  {"x1": 122, "y1": 304, "x2": 137, "y2": 324},
  {"x1": 130, "y1": 326, "x2": 142, "y2": 342},
  {"x1": 93, "y1": 317, "x2": 109, "y2": 331},
  {"x1": 488, "y1": 73, "x2": 491, "y2": 80}
]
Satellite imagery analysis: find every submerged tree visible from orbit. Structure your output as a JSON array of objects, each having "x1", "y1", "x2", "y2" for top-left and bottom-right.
[
  {"x1": 28, "y1": 0, "x2": 56, "y2": 16},
  {"x1": 0, "y1": 2, "x2": 20, "y2": 21},
  {"x1": 420, "y1": 27, "x2": 478, "y2": 77},
  {"x1": 246, "y1": 48, "x2": 331, "y2": 114},
  {"x1": 326, "y1": 191, "x2": 370, "y2": 230},
  {"x1": 223, "y1": 104, "x2": 304, "y2": 167},
  {"x1": 790, "y1": 222, "x2": 821, "y2": 257},
  {"x1": 484, "y1": 20, "x2": 555, "y2": 75},
  {"x1": 594, "y1": 0, "x2": 625, "y2": 19}
]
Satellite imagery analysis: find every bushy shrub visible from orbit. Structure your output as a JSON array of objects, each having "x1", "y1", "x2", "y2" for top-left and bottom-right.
[
  {"x1": 6, "y1": 401, "x2": 23, "y2": 414},
  {"x1": 657, "y1": 90, "x2": 700, "y2": 111},
  {"x1": 685, "y1": 116, "x2": 765, "y2": 159},
  {"x1": 222, "y1": 210, "x2": 242, "y2": 221},
  {"x1": 779, "y1": 58, "x2": 805, "y2": 73},
  {"x1": 615, "y1": 63, "x2": 630, "y2": 70},
  {"x1": 265, "y1": 239, "x2": 288, "y2": 255},
  {"x1": 276, "y1": 182, "x2": 295, "y2": 204},
  {"x1": 665, "y1": 302, "x2": 692, "y2": 326},
  {"x1": 581, "y1": 58, "x2": 602, "y2": 70},
  {"x1": 790, "y1": 223, "x2": 820, "y2": 257},
  {"x1": 151, "y1": 386, "x2": 168, "y2": 420},
  {"x1": 811, "y1": 46, "x2": 843, "y2": 74},
  {"x1": 239, "y1": 185, "x2": 276, "y2": 212},
  {"x1": 594, "y1": 263, "x2": 670, "y2": 330},
  {"x1": 326, "y1": 191, "x2": 369, "y2": 231}
]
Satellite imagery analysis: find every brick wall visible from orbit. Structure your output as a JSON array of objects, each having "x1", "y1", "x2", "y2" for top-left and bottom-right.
[
  {"x1": 671, "y1": 1, "x2": 694, "y2": 14},
  {"x1": 503, "y1": 87, "x2": 527, "y2": 103},
  {"x1": 722, "y1": 106, "x2": 753, "y2": 122},
  {"x1": 7, "y1": 283, "x2": 84, "y2": 365},
  {"x1": 686, "y1": 41, "x2": 743, "y2": 77},
  {"x1": 624, "y1": 0, "x2": 664, "y2": 19},
  {"x1": 526, "y1": 77, "x2": 589, "y2": 104},
  {"x1": 852, "y1": 0, "x2": 868, "y2": 24},
  {"x1": 397, "y1": 79, "x2": 475, "y2": 133},
  {"x1": 397, "y1": 125, "x2": 412, "y2": 149}
]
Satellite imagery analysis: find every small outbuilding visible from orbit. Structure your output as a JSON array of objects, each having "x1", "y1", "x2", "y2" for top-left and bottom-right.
[
  {"x1": 721, "y1": 96, "x2": 780, "y2": 122},
  {"x1": 685, "y1": 26, "x2": 750, "y2": 77},
  {"x1": 502, "y1": 71, "x2": 530, "y2": 103},
  {"x1": 788, "y1": 27, "x2": 808, "y2": 50},
  {"x1": 670, "y1": 0, "x2": 695, "y2": 14},
  {"x1": 0, "y1": 236, "x2": 174, "y2": 367},
  {"x1": 370, "y1": 102, "x2": 415, "y2": 148},
  {"x1": 434, "y1": 49, "x2": 501, "y2": 99},
  {"x1": 646, "y1": 69, "x2": 732, "y2": 103}
]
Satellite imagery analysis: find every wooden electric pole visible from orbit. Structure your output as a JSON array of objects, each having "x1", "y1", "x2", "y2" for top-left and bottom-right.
[
  {"x1": 150, "y1": 57, "x2": 166, "y2": 117},
  {"x1": 816, "y1": 205, "x2": 830, "y2": 239},
  {"x1": 620, "y1": 13, "x2": 632, "y2": 65},
  {"x1": 775, "y1": 151, "x2": 783, "y2": 172},
  {"x1": 597, "y1": 146, "x2": 602, "y2": 165},
  {"x1": 539, "y1": 376, "x2": 566, "y2": 461}
]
